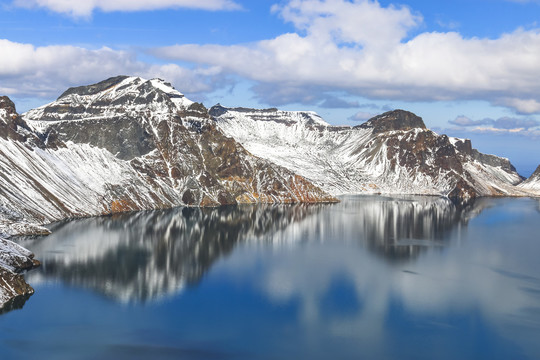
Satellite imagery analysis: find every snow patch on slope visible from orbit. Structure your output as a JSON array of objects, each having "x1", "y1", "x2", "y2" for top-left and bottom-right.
[
  {"x1": 0, "y1": 135, "x2": 179, "y2": 226},
  {"x1": 519, "y1": 166, "x2": 540, "y2": 193},
  {"x1": 149, "y1": 78, "x2": 194, "y2": 110}
]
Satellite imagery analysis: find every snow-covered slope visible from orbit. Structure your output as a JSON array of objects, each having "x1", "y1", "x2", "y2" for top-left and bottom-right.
[
  {"x1": 519, "y1": 165, "x2": 540, "y2": 192},
  {"x1": 211, "y1": 106, "x2": 535, "y2": 199}
]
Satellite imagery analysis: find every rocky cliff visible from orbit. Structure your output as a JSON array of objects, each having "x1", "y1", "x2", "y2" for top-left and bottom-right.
[{"x1": 0, "y1": 238, "x2": 39, "y2": 311}]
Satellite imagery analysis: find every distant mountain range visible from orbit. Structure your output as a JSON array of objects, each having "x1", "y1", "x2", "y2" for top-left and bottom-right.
[
  {"x1": 211, "y1": 105, "x2": 538, "y2": 199},
  {"x1": 1, "y1": 75, "x2": 539, "y2": 310}
]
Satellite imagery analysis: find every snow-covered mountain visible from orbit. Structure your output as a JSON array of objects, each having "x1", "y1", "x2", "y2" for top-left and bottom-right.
[
  {"x1": 211, "y1": 105, "x2": 536, "y2": 199},
  {"x1": 1, "y1": 75, "x2": 540, "y2": 311},
  {"x1": 0, "y1": 77, "x2": 335, "y2": 231}
]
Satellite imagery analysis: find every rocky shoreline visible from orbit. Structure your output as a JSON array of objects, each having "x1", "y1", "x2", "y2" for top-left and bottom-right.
[{"x1": 0, "y1": 234, "x2": 41, "y2": 312}]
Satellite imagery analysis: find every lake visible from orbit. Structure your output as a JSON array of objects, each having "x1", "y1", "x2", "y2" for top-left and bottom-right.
[{"x1": 1, "y1": 195, "x2": 540, "y2": 359}]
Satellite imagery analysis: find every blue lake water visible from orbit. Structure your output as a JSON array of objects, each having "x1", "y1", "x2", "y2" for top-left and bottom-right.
[{"x1": 1, "y1": 195, "x2": 540, "y2": 359}]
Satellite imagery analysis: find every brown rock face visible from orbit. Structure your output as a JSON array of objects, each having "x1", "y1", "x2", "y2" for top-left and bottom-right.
[
  {"x1": 0, "y1": 96, "x2": 42, "y2": 145},
  {"x1": 0, "y1": 238, "x2": 40, "y2": 313},
  {"x1": 357, "y1": 110, "x2": 427, "y2": 134},
  {"x1": 0, "y1": 267, "x2": 34, "y2": 314},
  {"x1": 382, "y1": 132, "x2": 463, "y2": 175}
]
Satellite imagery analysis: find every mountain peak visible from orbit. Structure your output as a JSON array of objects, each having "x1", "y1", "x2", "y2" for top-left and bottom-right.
[
  {"x1": 25, "y1": 75, "x2": 195, "y2": 124},
  {"x1": 0, "y1": 96, "x2": 16, "y2": 113},
  {"x1": 58, "y1": 75, "x2": 132, "y2": 99},
  {"x1": 56, "y1": 76, "x2": 191, "y2": 104},
  {"x1": 357, "y1": 109, "x2": 426, "y2": 133},
  {"x1": 0, "y1": 96, "x2": 42, "y2": 145},
  {"x1": 0, "y1": 96, "x2": 18, "y2": 129}
]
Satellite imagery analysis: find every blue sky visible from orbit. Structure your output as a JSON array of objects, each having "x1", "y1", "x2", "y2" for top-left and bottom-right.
[{"x1": 1, "y1": 0, "x2": 539, "y2": 175}]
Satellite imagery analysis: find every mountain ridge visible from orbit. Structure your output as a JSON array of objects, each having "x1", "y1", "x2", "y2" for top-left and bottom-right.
[{"x1": 211, "y1": 104, "x2": 537, "y2": 199}]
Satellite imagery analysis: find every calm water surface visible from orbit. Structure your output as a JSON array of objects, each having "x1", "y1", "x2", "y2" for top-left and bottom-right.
[{"x1": 1, "y1": 196, "x2": 540, "y2": 359}]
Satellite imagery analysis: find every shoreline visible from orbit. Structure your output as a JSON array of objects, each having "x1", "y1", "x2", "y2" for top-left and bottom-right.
[{"x1": 0, "y1": 237, "x2": 41, "y2": 311}]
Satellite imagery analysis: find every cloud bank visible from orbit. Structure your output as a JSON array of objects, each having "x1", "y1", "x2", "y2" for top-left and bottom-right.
[
  {"x1": 0, "y1": 39, "x2": 225, "y2": 102},
  {"x1": 153, "y1": 0, "x2": 540, "y2": 114},
  {"x1": 12, "y1": 0, "x2": 241, "y2": 17},
  {"x1": 447, "y1": 115, "x2": 540, "y2": 138}
]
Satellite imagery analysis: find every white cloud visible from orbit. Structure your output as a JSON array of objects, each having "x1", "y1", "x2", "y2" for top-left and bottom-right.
[
  {"x1": 12, "y1": 0, "x2": 241, "y2": 17},
  {"x1": 447, "y1": 115, "x2": 540, "y2": 129},
  {"x1": 497, "y1": 98, "x2": 540, "y2": 114},
  {"x1": 0, "y1": 39, "x2": 225, "y2": 102},
  {"x1": 272, "y1": 0, "x2": 421, "y2": 49},
  {"x1": 318, "y1": 95, "x2": 360, "y2": 108},
  {"x1": 153, "y1": 0, "x2": 540, "y2": 114},
  {"x1": 435, "y1": 19, "x2": 460, "y2": 30},
  {"x1": 349, "y1": 111, "x2": 375, "y2": 122},
  {"x1": 449, "y1": 115, "x2": 492, "y2": 127},
  {"x1": 447, "y1": 114, "x2": 540, "y2": 138},
  {"x1": 464, "y1": 127, "x2": 540, "y2": 138}
]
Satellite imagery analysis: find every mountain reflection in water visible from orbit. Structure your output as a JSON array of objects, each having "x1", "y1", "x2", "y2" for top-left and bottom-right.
[
  {"x1": 24, "y1": 204, "x2": 322, "y2": 302},
  {"x1": 21, "y1": 196, "x2": 480, "y2": 303}
]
